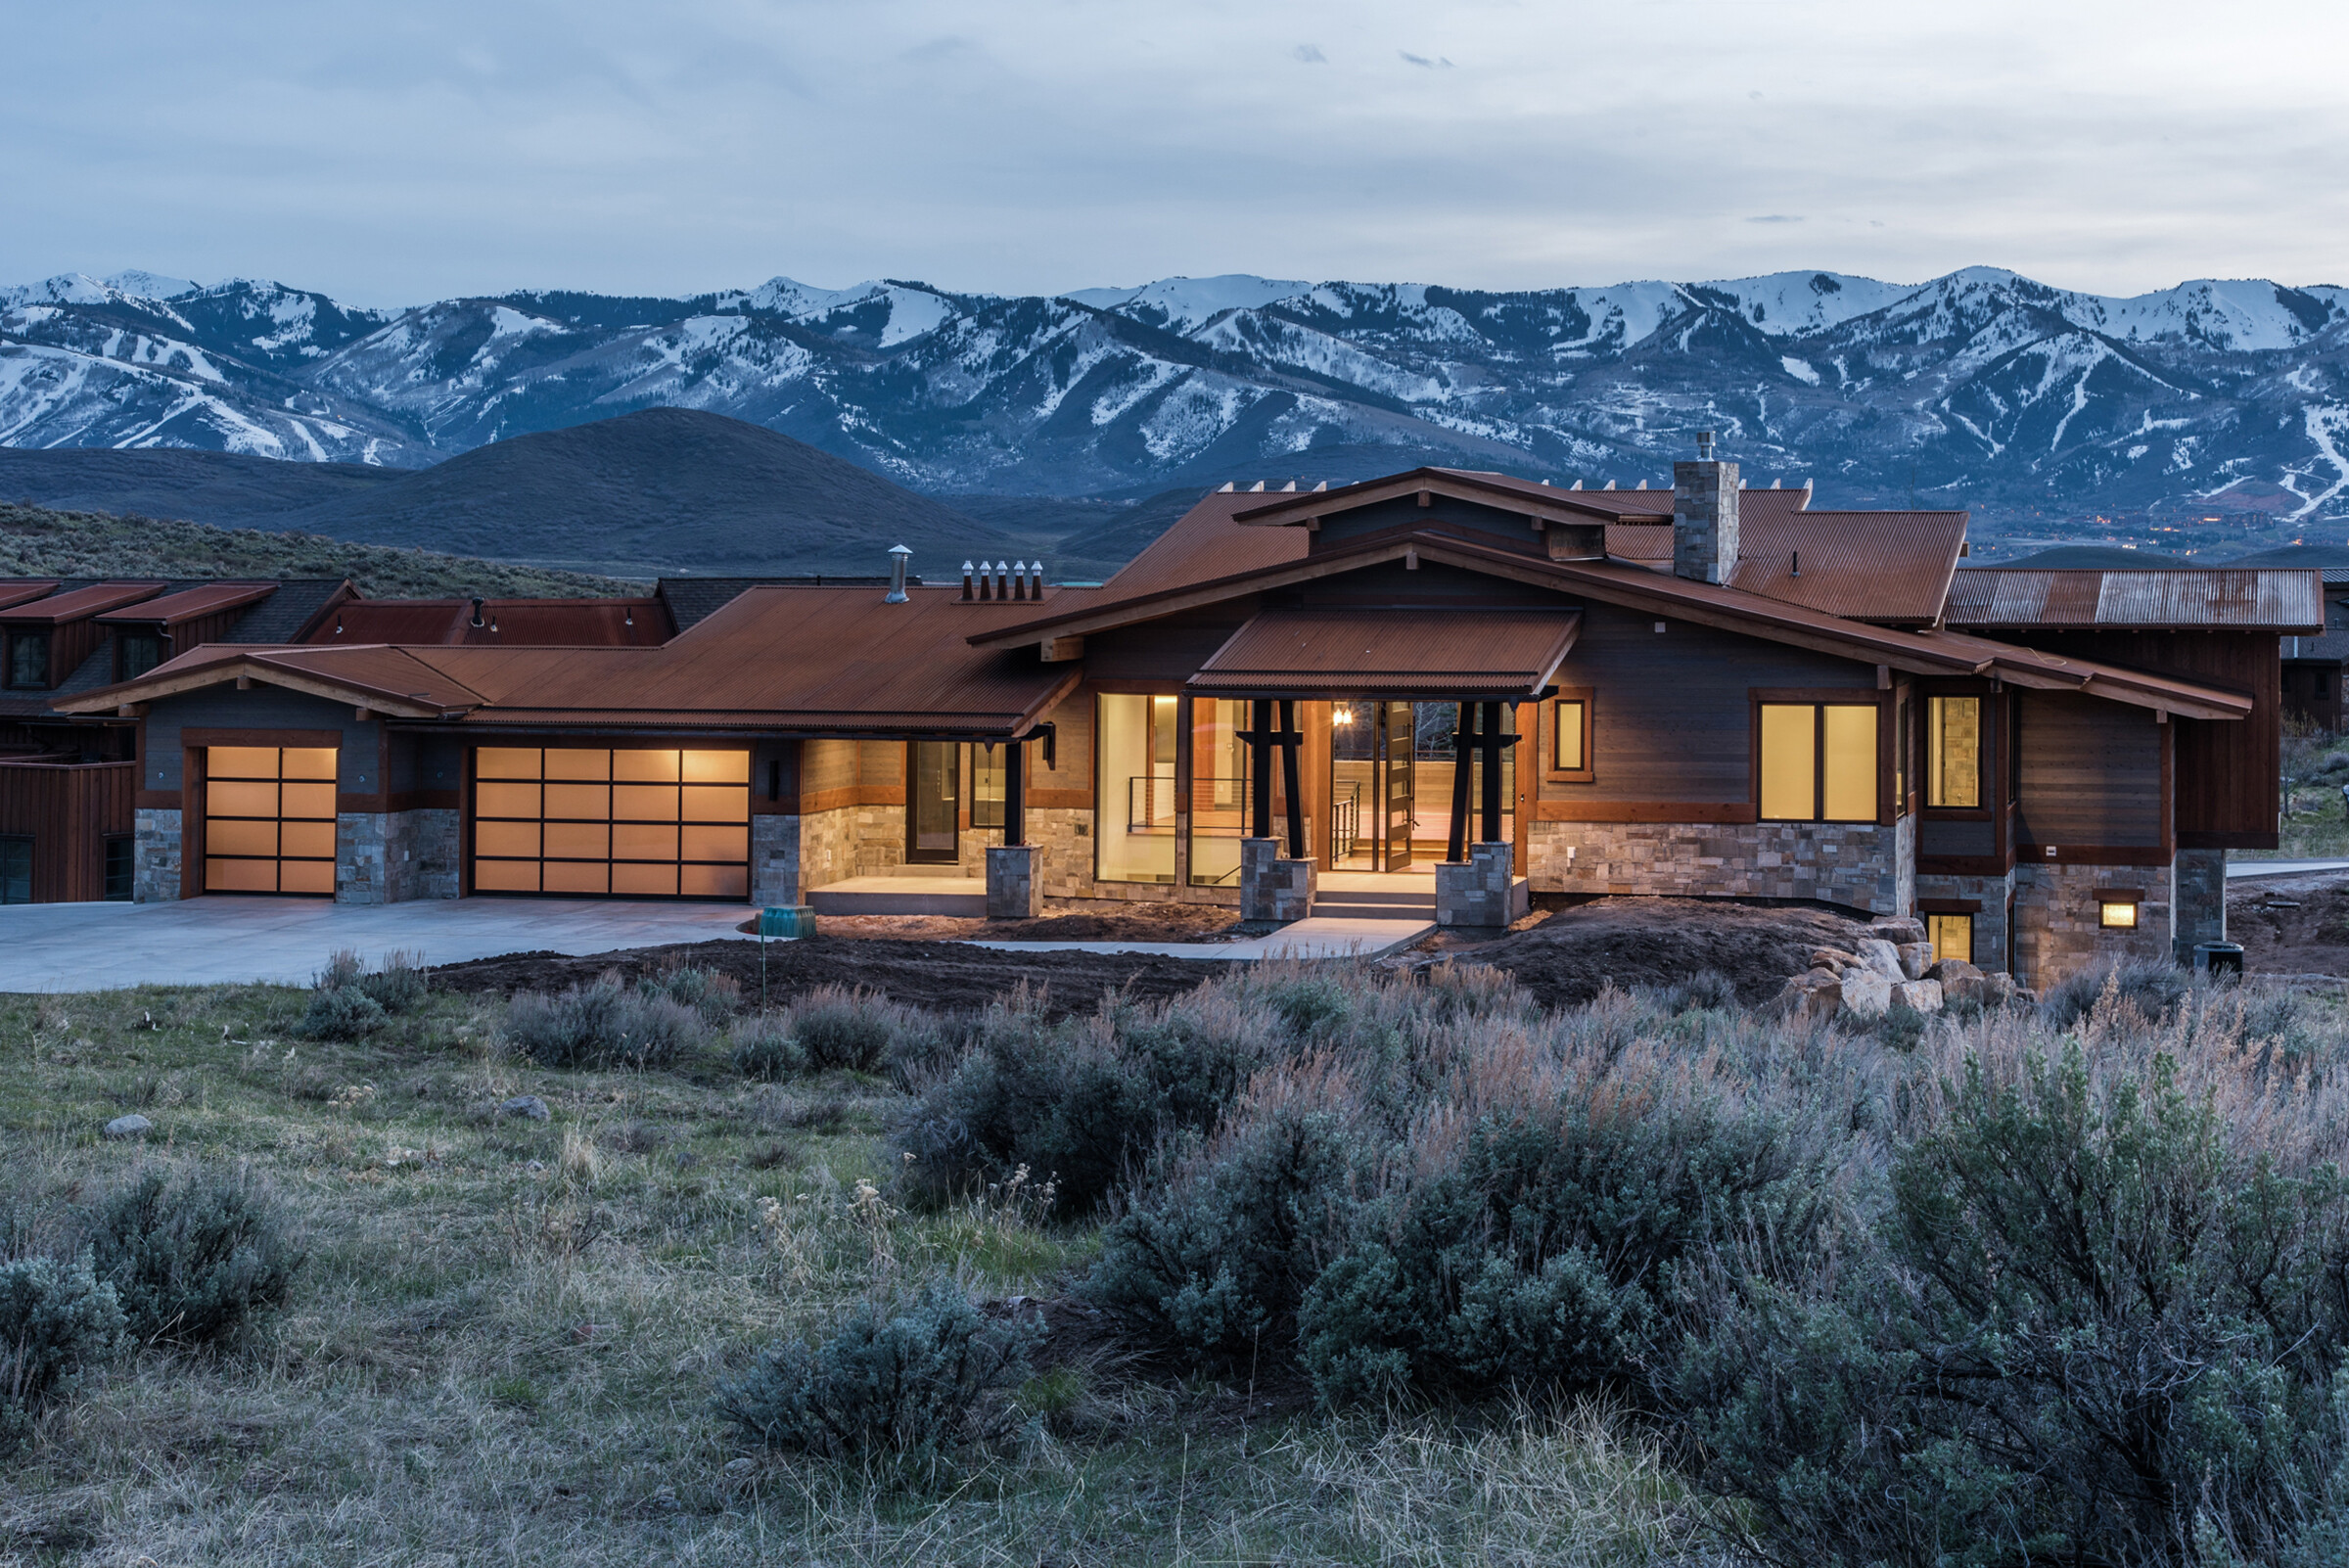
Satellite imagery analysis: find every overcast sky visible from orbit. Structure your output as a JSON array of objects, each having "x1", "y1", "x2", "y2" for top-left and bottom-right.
[{"x1": 6, "y1": 0, "x2": 2343, "y2": 307}]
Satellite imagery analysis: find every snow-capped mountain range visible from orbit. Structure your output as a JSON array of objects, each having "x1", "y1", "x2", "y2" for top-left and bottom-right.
[{"x1": 6, "y1": 265, "x2": 2348, "y2": 530}]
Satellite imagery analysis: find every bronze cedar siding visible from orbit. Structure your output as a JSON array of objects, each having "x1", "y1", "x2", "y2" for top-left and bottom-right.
[
  {"x1": 1540, "y1": 601, "x2": 1876, "y2": 807},
  {"x1": 2014, "y1": 692, "x2": 2165, "y2": 849},
  {"x1": 0, "y1": 760, "x2": 134, "y2": 901},
  {"x1": 1997, "y1": 629, "x2": 2279, "y2": 849}
]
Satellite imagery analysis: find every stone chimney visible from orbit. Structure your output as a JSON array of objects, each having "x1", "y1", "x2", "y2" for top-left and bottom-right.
[{"x1": 1672, "y1": 431, "x2": 1739, "y2": 584}]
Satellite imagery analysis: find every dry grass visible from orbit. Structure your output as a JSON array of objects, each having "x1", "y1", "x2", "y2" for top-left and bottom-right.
[{"x1": 0, "y1": 974, "x2": 1717, "y2": 1567}]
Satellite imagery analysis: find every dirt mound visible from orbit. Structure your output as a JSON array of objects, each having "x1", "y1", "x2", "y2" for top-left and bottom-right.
[
  {"x1": 1457, "y1": 898, "x2": 1875, "y2": 1008},
  {"x1": 429, "y1": 935, "x2": 1232, "y2": 1016},
  {"x1": 2229, "y1": 872, "x2": 2349, "y2": 977}
]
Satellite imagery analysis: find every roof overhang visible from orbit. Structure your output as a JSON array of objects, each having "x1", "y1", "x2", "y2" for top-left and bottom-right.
[
  {"x1": 53, "y1": 650, "x2": 469, "y2": 719},
  {"x1": 1185, "y1": 608, "x2": 1581, "y2": 701}
]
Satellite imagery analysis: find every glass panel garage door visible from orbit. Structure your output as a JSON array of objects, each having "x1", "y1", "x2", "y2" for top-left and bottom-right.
[
  {"x1": 206, "y1": 746, "x2": 339, "y2": 895},
  {"x1": 473, "y1": 747, "x2": 750, "y2": 899}
]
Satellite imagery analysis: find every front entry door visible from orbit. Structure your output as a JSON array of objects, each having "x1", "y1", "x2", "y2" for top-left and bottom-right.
[
  {"x1": 907, "y1": 742, "x2": 960, "y2": 864},
  {"x1": 1378, "y1": 701, "x2": 1415, "y2": 870}
]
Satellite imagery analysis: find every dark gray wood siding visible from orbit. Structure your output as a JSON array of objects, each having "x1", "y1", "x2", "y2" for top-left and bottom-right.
[{"x1": 2015, "y1": 691, "x2": 2163, "y2": 847}]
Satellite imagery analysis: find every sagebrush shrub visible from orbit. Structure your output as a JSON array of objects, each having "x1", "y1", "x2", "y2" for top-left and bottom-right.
[
  {"x1": 2040, "y1": 957, "x2": 2194, "y2": 1032},
  {"x1": 504, "y1": 972, "x2": 705, "y2": 1068},
  {"x1": 786, "y1": 985, "x2": 906, "y2": 1073},
  {"x1": 730, "y1": 1013, "x2": 806, "y2": 1081},
  {"x1": 642, "y1": 965, "x2": 739, "y2": 1028},
  {"x1": 359, "y1": 949, "x2": 428, "y2": 1014},
  {"x1": 713, "y1": 1276, "x2": 1035, "y2": 1465},
  {"x1": 86, "y1": 1171, "x2": 302, "y2": 1351},
  {"x1": 300, "y1": 949, "x2": 424, "y2": 1038},
  {"x1": 0, "y1": 1250, "x2": 124, "y2": 1457},
  {"x1": 1675, "y1": 1039, "x2": 2349, "y2": 1566},
  {"x1": 299, "y1": 984, "x2": 387, "y2": 1040}
]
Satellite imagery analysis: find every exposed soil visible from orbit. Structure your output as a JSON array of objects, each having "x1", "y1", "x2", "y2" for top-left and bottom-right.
[
  {"x1": 2228, "y1": 871, "x2": 2349, "y2": 977},
  {"x1": 429, "y1": 935, "x2": 1233, "y2": 1016},
  {"x1": 1429, "y1": 898, "x2": 1878, "y2": 1009}
]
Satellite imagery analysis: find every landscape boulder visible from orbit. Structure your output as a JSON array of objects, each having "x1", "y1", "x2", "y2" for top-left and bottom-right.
[
  {"x1": 1774, "y1": 969, "x2": 1843, "y2": 1022},
  {"x1": 498, "y1": 1095, "x2": 550, "y2": 1122},
  {"x1": 103, "y1": 1114, "x2": 152, "y2": 1139},
  {"x1": 1896, "y1": 943, "x2": 1934, "y2": 981},
  {"x1": 1853, "y1": 939, "x2": 1908, "y2": 982},
  {"x1": 1891, "y1": 978, "x2": 1945, "y2": 1014},
  {"x1": 1840, "y1": 968, "x2": 1895, "y2": 1018},
  {"x1": 1809, "y1": 946, "x2": 1862, "y2": 974},
  {"x1": 1869, "y1": 916, "x2": 1927, "y2": 946}
]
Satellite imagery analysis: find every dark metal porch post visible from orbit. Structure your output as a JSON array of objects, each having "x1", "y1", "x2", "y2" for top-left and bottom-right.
[
  {"x1": 1003, "y1": 740, "x2": 1025, "y2": 847},
  {"x1": 1479, "y1": 701, "x2": 1504, "y2": 843},
  {"x1": 1447, "y1": 702, "x2": 1473, "y2": 862},
  {"x1": 1249, "y1": 698, "x2": 1274, "y2": 840},
  {"x1": 1279, "y1": 700, "x2": 1305, "y2": 858}
]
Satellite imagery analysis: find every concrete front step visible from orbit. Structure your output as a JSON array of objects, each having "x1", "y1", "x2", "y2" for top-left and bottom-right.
[
  {"x1": 807, "y1": 876, "x2": 988, "y2": 916},
  {"x1": 1313, "y1": 900, "x2": 1436, "y2": 920}
]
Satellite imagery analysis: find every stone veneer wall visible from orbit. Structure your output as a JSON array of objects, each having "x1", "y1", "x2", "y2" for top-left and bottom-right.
[
  {"x1": 2173, "y1": 849, "x2": 2227, "y2": 960},
  {"x1": 134, "y1": 807, "x2": 182, "y2": 903},
  {"x1": 386, "y1": 809, "x2": 460, "y2": 901},
  {"x1": 2009, "y1": 861, "x2": 2175, "y2": 992},
  {"x1": 337, "y1": 812, "x2": 390, "y2": 904},
  {"x1": 752, "y1": 814, "x2": 800, "y2": 906},
  {"x1": 798, "y1": 803, "x2": 909, "y2": 891},
  {"x1": 1912, "y1": 869, "x2": 2018, "y2": 976},
  {"x1": 1525, "y1": 817, "x2": 1907, "y2": 915}
]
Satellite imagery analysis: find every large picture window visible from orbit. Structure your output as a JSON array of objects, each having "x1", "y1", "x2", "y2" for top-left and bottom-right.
[
  {"x1": 1926, "y1": 696, "x2": 1982, "y2": 808},
  {"x1": 1758, "y1": 702, "x2": 1878, "y2": 822},
  {"x1": 1096, "y1": 693, "x2": 1176, "y2": 884},
  {"x1": 971, "y1": 744, "x2": 1007, "y2": 830},
  {"x1": 1550, "y1": 693, "x2": 1592, "y2": 781}
]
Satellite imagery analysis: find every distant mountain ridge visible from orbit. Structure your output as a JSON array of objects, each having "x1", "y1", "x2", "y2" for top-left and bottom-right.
[{"x1": 6, "y1": 265, "x2": 2349, "y2": 534}]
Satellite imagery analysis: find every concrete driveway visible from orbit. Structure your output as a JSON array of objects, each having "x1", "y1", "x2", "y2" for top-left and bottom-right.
[{"x1": 0, "y1": 897, "x2": 755, "y2": 993}]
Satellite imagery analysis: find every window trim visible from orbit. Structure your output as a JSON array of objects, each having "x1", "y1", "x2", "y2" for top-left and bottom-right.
[
  {"x1": 1546, "y1": 688, "x2": 1593, "y2": 783},
  {"x1": 1920, "y1": 690, "x2": 1994, "y2": 819},
  {"x1": 1749, "y1": 689, "x2": 1888, "y2": 825}
]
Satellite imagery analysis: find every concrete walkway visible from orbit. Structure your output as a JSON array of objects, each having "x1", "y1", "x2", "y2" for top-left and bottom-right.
[
  {"x1": 967, "y1": 915, "x2": 1435, "y2": 962},
  {"x1": 2229, "y1": 859, "x2": 2349, "y2": 879},
  {"x1": 0, "y1": 897, "x2": 753, "y2": 993}
]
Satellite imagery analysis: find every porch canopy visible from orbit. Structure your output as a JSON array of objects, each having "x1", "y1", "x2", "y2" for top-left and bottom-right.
[{"x1": 1182, "y1": 607, "x2": 1581, "y2": 702}]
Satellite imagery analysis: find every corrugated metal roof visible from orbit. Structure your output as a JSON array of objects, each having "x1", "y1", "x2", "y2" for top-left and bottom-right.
[
  {"x1": 0, "y1": 581, "x2": 164, "y2": 624},
  {"x1": 306, "y1": 598, "x2": 669, "y2": 647},
  {"x1": 1187, "y1": 609, "x2": 1581, "y2": 699},
  {"x1": 97, "y1": 582, "x2": 275, "y2": 626},
  {"x1": 1944, "y1": 569, "x2": 2323, "y2": 630}
]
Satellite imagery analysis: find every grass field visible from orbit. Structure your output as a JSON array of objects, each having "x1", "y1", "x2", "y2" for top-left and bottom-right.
[{"x1": 0, "y1": 978, "x2": 1713, "y2": 1567}]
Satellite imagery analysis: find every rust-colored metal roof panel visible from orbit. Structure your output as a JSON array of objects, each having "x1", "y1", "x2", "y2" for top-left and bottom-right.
[
  {"x1": 306, "y1": 598, "x2": 670, "y2": 646},
  {"x1": 0, "y1": 581, "x2": 164, "y2": 624},
  {"x1": 1945, "y1": 569, "x2": 2323, "y2": 631},
  {"x1": 1727, "y1": 509, "x2": 1967, "y2": 623},
  {"x1": 1187, "y1": 608, "x2": 1581, "y2": 699},
  {"x1": 0, "y1": 581, "x2": 62, "y2": 611},
  {"x1": 96, "y1": 582, "x2": 276, "y2": 626},
  {"x1": 1097, "y1": 489, "x2": 1311, "y2": 600}
]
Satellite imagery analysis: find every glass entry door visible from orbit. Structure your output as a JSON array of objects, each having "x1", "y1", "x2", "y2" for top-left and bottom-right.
[
  {"x1": 907, "y1": 742, "x2": 960, "y2": 864},
  {"x1": 1376, "y1": 702, "x2": 1415, "y2": 870}
]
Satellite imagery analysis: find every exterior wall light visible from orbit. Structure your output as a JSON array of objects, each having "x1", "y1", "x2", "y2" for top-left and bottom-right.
[{"x1": 2098, "y1": 895, "x2": 2141, "y2": 930}]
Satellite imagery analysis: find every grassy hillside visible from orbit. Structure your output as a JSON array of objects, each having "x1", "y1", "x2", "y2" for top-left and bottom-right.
[{"x1": 0, "y1": 501, "x2": 634, "y2": 597}]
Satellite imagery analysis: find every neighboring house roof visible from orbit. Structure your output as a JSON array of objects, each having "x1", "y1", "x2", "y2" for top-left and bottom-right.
[
  {"x1": 1186, "y1": 609, "x2": 1582, "y2": 701},
  {"x1": 0, "y1": 581, "x2": 165, "y2": 624},
  {"x1": 1944, "y1": 569, "x2": 2322, "y2": 632},
  {"x1": 63, "y1": 584, "x2": 1082, "y2": 738},
  {"x1": 2282, "y1": 631, "x2": 2349, "y2": 664},
  {"x1": 96, "y1": 582, "x2": 277, "y2": 626},
  {"x1": 655, "y1": 576, "x2": 906, "y2": 631}
]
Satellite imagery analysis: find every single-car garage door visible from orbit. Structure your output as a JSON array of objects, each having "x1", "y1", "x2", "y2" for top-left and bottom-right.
[
  {"x1": 205, "y1": 745, "x2": 339, "y2": 895},
  {"x1": 472, "y1": 747, "x2": 750, "y2": 899}
]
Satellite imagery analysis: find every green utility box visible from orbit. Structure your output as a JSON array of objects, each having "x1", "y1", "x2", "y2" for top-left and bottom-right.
[{"x1": 758, "y1": 905, "x2": 816, "y2": 940}]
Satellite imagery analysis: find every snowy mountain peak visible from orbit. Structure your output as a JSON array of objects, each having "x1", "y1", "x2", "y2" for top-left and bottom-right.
[{"x1": 1071, "y1": 274, "x2": 1313, "y2": 332}]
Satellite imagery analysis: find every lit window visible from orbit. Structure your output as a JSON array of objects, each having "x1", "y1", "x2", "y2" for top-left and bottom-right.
[
  {"x1": 1758, "y1": 703, "x2": 1878, "y2": 822},
  {"x1": 1927, "y1": 913, "x2": 1972, "y2": 965},
  {"x1": 2099, "y1": 899, "x2": 2139, "y2": 930},
  {"x1": 971, "y1": 744, "x2": 1006, "y2": 829},
  {"x1": 1096, "y1": 693, "x2": 1177, "y2": 884},
  {"x1": 1926, "y1": 696, "x2": 1982, "y2": 807},
  {"x1": 1552, "y1": 697, "x2": 1589, "y2": 772}
]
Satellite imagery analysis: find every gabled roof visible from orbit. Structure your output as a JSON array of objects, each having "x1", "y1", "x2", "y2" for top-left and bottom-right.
[
  {"x1": 0, "y1": 581, "x2": 165, "y2": 624},
  {"x1": 304, "y1": 597, "x2": 670, "y2": 647},
  {"x1": 1230, "y1": 467, "x2": 1675, "y2": 528},
  {"x1": 1944, "y1": 568, "x2": 2322, "y2": 632},
  {"x1": 1186, "y1": 608, "x2": 1581, "y2": 701},
  {"x1": 970, "y1": 526, "x2": 2253, "y2": 720},
  {"x1": 60, "y1": 584, "x2": 1082, "y2": 737},
  {"x1": 96, "y1": 582, "x2": 276, "y2": 626}
]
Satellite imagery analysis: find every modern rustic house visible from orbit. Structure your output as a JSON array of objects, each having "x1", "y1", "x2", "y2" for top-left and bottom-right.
[{"x1": 29, "y1": 440, "x2": 2319, "y2": 990}]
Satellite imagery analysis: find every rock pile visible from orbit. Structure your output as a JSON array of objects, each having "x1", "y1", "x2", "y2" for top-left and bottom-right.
[{"x1": 1774, "y1": 915, "x2": 2024, "y2": 1022}]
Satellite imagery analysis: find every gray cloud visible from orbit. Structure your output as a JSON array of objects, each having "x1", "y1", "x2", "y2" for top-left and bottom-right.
[{"x1": 0, "y1": 0, "x2": 2338, "y2": 306}]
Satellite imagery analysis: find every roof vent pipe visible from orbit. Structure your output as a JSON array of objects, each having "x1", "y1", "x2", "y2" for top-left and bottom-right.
[
  {"x1": 1696, "y1": 430, "x2": 1716, "y2": 461},
  {"x1": 961, "y1": 560, "x2": 975, "y2": 601},
  {"x1": 993, "y1": 560, "x2": 1009, "y2": 600},
  {"x1": 1029, "y1": 561, "x2": 1043, "y2": 597},
  {"x1": 886, "y1": 544, "x2": 911, "y2": 603},
  {"x1": 469, "y1": 597, "x2": 484, "y2": 628},
  {"x1": 1011, "y1": 561, "x2": 1028, "y2": 601}
]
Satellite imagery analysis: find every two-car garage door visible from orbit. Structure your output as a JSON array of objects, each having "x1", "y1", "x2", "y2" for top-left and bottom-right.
[{"x1": 472, "y1": 747, "x2": 750, "y2": 899}]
